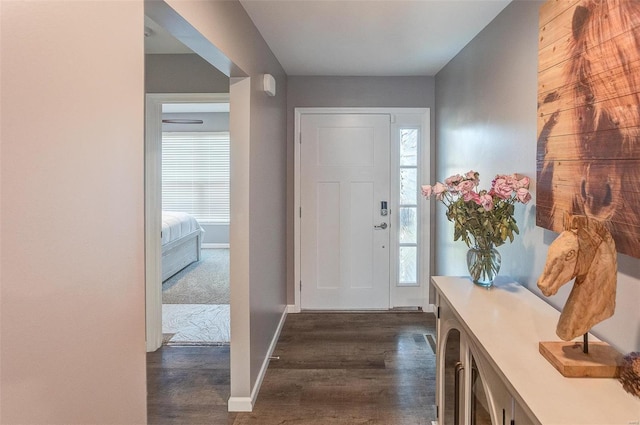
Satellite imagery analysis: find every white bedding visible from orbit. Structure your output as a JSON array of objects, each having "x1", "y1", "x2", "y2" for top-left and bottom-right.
[{"x1": 161, "y1": 211, "x2": 203, "y2": 246}]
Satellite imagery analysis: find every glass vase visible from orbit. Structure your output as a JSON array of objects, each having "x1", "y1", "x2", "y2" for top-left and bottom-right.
[{"x1": 466, "y1": 243, "x2": 501, "y2": 287}]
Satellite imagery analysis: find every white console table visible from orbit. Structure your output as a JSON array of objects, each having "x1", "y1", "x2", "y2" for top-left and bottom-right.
[{"x1": 432, "y1": 275, "x2": 640, "y2": 425}]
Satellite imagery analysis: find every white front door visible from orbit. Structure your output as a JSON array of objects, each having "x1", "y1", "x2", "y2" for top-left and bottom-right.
[{"x1": 300, "y1": 114, "x2": 390, "y2": 310}]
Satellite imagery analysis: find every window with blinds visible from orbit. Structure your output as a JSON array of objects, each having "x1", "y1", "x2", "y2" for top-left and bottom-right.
[{"x1": 162, "y1": 132, "x2": 230, "y2": 223}]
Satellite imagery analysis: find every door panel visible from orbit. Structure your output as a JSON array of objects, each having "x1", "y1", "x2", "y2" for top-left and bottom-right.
[{"x1": 300, "y1": 114, "x2": 390, "y2": 310}]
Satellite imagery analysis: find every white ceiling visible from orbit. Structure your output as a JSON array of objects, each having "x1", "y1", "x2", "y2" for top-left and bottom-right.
[
  {"x1": 145, "y1": 1, "x2": 512, "y2": 77},
  {"x1": 239, "y1": 0, "x2": 512, "y2": 76}
]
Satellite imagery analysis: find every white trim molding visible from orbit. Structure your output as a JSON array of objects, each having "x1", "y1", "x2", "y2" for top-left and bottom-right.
[
  {"x1": 228, "y1": 306, "x2": 288, "y2": 412},
  {"x1": 201, "y1": 243, "x2": 230, "y2": 249},
  {"x1": 145, "y1": 93, "x2": 230, "y2": 353},
  {"x1": 227, "y1": 397, "x2": 253, "y2": 412}
]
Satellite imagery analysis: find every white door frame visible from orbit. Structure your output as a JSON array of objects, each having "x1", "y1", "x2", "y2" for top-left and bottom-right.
[
  {"x1": 145, "y1": 92, "x2": 230, "y2": 352},
  {"x1": 293, "y1": 107, "x2": 431, "y2": 313}
]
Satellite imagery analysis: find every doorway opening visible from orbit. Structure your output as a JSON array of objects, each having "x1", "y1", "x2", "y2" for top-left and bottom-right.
[
  {"x1": 158, "y1": 99, "x2": 231, "y2": 345},
  {"x1": 146, "y1": 91, "x2": 231, "y2": 349}
]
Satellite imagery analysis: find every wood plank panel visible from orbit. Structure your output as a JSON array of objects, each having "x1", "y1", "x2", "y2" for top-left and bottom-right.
[
  {"x1": 539, "y1": 22, "x2": 640, "y2": 74},
  {"x1": 537, "y1": 130, "x2": 640, "y2": 161},
  {"x1": 534, "y1": 199, "x2": 640, "y2": 245},
  {"x1": 538, "y1": 56, "x2": 640, "y2": 110},
  {"x1": 539, "y1": 0, "x2": 578, "y2": 50},
  {"x1": 536, "y1": 158, "x2": 640, "y2": 182},
  {"x1": 537, "y1": 95, "x2": 640, "y2": 136},
  {"x1": 539, "y1": 0, "x2": 580, "y2": 29},
  {"x1": 536, "y1": 0, "x2": 640, "y2": 260}
]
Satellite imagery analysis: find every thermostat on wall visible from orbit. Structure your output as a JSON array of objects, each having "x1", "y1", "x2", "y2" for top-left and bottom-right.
[{"x1": 263, "y1": 74, "x2": 276, "y2": 97}]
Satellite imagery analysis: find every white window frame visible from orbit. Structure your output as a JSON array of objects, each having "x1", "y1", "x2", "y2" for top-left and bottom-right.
[
  {"x1": 389, "y1": 113, "x2": 431, "y2": 309},
  {"x1": 393, "y1": 126, "x2": 421, "y2": 287}
]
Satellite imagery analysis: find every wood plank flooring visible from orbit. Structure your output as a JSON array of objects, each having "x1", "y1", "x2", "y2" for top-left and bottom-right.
[{"x1": 147, "y1": 312, "x2": 437, "y2": 424}]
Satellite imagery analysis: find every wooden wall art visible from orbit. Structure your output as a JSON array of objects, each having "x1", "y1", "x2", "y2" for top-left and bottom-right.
[{"x1": 537, "y1": 0, "x2": 640, "y2": 259}]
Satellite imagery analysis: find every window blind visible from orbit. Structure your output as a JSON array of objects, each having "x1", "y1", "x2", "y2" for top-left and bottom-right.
[{"x1": 162, "y1": 131, "x2": 230, "y2": 223}]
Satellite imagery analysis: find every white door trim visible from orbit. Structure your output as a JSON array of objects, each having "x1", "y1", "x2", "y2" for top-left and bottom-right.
[
  {"x1": 145, "y1": 92, "x2": 230, "y2": 352},
  {"x1": 293, "y1": 107, "x2": 431, "y2": 313}
]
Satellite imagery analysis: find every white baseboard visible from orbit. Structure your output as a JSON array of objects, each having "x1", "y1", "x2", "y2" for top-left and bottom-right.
[
  {"x1": 423, "y1": 303, "x2": 435, "y2": 313},
  {"x1": 228, "y1": 306, "x2": 288, "y2": 412},
  {"x1": 227, "y1": 397, "x2": 252, "y2": 412},
  {"x1": 201, "y1": 243, "x2": 229, "y2": 249},
  {"x1": 287, "y1": 304, "x2": 300, "y2": 313}
]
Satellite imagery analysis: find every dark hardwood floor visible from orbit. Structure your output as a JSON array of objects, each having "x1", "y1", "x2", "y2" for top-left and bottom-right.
[{"x1": 147, "y1": 312, "x2": 437, "y2": 425}]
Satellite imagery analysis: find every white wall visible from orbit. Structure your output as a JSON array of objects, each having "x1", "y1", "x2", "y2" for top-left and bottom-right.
[
  {"x1": 435, "y1": 0, "x2": 640, "y2": 353},
  {"x1": 0, "y1": 1, "x2": 147, "y2": 423}
]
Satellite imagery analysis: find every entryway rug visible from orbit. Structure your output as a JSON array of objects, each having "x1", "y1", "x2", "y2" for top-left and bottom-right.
[{"x1": 162, "y1": 304, "x2": 230, "y2": 345}]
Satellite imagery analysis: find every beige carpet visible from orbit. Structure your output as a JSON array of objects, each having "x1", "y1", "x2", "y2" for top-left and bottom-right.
[{"x1": 162, "y1": 248, "x2": 229, "y2": 304}]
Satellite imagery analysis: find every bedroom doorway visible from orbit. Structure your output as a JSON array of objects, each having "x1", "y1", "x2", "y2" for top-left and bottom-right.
[
  {"x1": 145, "y1": 93, "x2": 231, "y2": 348},
  {"x1": 159, "y1": 100, "x2": 231, "y2": 345}
]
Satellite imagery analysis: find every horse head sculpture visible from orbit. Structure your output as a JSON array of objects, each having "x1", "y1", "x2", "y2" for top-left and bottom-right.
[{"x1": 537, "y1": 215, "x2": 617, "y2": 341}]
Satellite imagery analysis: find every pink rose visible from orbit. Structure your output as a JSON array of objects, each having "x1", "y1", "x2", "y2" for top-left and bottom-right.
[
  {"x1": 456, "y1": 180, "x2": 476, "y2": 194},
  {"x1": 463, "y1": 190, "x2": 481, "y2": 204},
  {"x1": 495, "y1": 174, "x2": 517, "y2": 189},
  {"x1": 421, "y1": 185, "x2": 433, "y2": 198},
  {"x1": 464, "y1": 170, "x2": 480, "y2": 184},
  {"x1": 444, "y1": 174, "x2": 463, "y2": 187},
  {"x1": 515, "y1": 175, "x2": 530, "y2": 189},
  {"x1": 492, "y1": 177, "x2": 513, "y2": 199},
  {"x1": 432, "y1": 182, "x2": 447, "y2": 200},
  {"x1": 516, "y1": 188, "x2": 532, "y2": 203},
  {"x1": 479, "y1": 194, "x2": 494, "y2": 211}
]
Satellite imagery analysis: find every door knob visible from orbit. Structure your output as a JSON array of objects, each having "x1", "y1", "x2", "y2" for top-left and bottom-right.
[{"x1": 374, "y1": 223, "x2": 388, "y2": 230}]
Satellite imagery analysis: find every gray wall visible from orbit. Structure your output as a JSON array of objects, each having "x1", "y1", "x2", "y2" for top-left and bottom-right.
[
  {"x1": 286, "y1": 76, "x2": 435, "y2": 303},
  {"x1": 146, "y1": 54, "x2": 229, "y2": 93},
  {"x1": 435, "y1": 0, "x2": 640, "y2": 353},
  {"x1": 155, "y1": 0, "x2": 289, "y2": 402}
]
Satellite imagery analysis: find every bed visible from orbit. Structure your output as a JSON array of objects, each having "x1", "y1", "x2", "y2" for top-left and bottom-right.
[{"x1": 161, "y1": 211, "x2": 204, "y2": 282}]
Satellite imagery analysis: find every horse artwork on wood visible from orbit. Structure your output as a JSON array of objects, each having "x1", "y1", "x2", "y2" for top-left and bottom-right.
[
  {"x1": 537, "y1": 0, "x2": 640, "y2": 259},
  {"x1": 537, "y1": 215, "x2": 621, "y2": 378}
]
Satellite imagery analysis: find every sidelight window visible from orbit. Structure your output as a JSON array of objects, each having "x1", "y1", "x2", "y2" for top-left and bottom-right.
[{"x1": 397, "y1": 128, "x2": 420, "y2": 286}]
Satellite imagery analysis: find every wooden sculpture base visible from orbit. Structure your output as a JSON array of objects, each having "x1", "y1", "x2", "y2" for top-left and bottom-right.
[{"x1": 539, "y1": 341, "x2": 622, "y2": 378}]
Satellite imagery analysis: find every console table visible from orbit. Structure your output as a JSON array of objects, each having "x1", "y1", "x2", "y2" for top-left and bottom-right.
[{"x1": 432, "y1": 275, "x2": 640, "y2": 425}]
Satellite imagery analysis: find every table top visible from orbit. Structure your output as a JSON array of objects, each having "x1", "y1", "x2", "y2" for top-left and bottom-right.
[{"x1": 431, "y1": 275, "x2": 640, "y2": 425}]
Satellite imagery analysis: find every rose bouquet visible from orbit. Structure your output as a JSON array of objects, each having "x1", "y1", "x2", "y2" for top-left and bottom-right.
[{"x1": 422, "y1": 171, "x2": 531, "y2": 284}]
